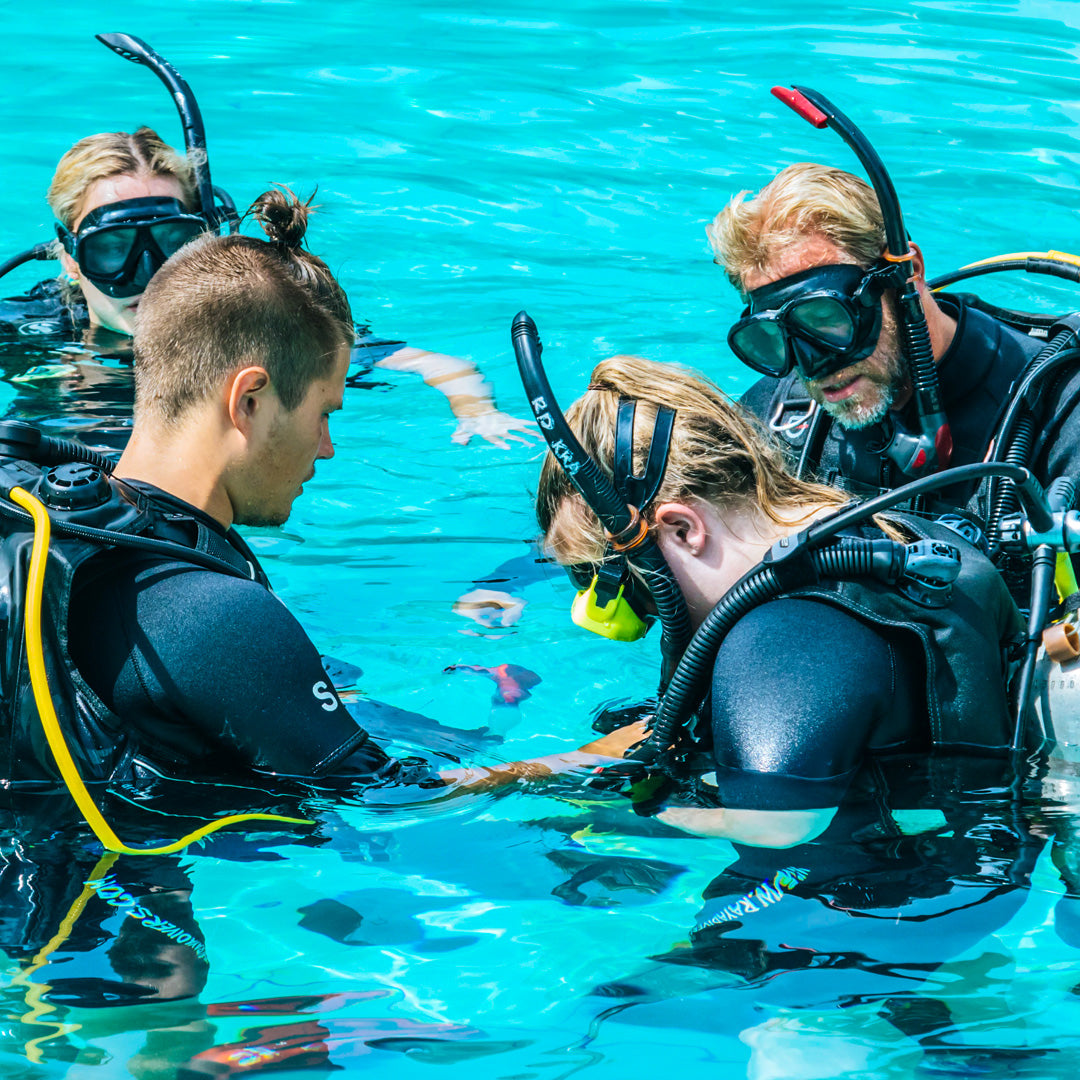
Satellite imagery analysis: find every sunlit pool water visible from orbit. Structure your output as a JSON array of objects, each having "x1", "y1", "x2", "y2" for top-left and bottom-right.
[{"x1": 3, "y1": 1, "x2": 1080, "y2": 1076}]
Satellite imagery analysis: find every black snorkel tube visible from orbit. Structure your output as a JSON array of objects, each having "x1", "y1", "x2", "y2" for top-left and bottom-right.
[
  {"x1": 511, "y1": 311, "x2": 693, "y2": 691},
  {"x1": 772, "y1": 85, "x2": 952, "y2": 480},
  {"x1": 96, "y1": 33, "x2": 240, "y2": 233},
  {"x1": 0, "y1": 34, "x2": 240, "y2": 285}
]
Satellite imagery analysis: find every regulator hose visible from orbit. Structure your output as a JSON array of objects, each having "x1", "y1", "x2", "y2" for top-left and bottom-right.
[
  {"x1": 986, "y1": 331, "x2": 1080, "y2": 550},
  {"x1": 1012, "y1": 475, "x2": 1079, "y2": 750},
  {"x1": 0, "y1": 421, "x2": 115, "y2": 474},
  {"x1": 0, "y1": 499, "x2": 254, "y2": 580},
  {"x1": 8, "y1": 485, "x2": 312, "y2": 854},
  {"x1": 928, "y1": 251, "x2": 1080, "y2": 292},
  {"x1": 0, "y1": 243, "x2": 54, "y2": 281}
]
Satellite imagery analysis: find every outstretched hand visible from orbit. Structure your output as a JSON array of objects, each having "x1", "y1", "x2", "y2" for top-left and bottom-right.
[
  {"x1": 578, "y1": 719, "x2": 651, "y2": 759},
  {"x1": 452, "y1": 410, "x2": 540, "y2": 448}
]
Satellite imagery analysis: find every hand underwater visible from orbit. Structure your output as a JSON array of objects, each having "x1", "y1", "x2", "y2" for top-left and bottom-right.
[
  {"x1": 452, "y1": 588, "x2": 526, "y2": 629},
  {"x1": 452, "y1": 409, "x2": 539, "y2": 448}
]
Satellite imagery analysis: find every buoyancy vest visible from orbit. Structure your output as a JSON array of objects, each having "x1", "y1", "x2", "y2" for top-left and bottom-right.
[
  {"x1": 0, "y1": 450, "x2": 266, "y2": 789},
  {"x1": 653, "y1": 516, "x2": 1024, "y2": 819},
  {"x1": 783, "y1": 516, "x2": 1023, "y2": 753},
  {"x1": 0, "y1": 279, "x2": 87, "y2": 339}
]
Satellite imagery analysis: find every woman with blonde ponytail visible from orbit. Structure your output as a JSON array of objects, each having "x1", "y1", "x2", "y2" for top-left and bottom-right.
[{"x1": 535, "y1": 354, "x2": 1020, "y2": 849}]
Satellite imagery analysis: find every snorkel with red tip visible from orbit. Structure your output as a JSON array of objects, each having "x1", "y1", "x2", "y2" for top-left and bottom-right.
[{"x1": 771, "y1": 85, "x2": 952, "y2": 478}]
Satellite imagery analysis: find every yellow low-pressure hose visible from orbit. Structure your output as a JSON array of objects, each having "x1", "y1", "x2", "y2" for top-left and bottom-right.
[
  {"x1": 958, "y1": 250, "x2": 1080, "y2": 269},
  {"x1": 9, "y1": 485, "x2": 311, "y2": 855},
  {"x1": 1056, "y1": 552, "x2": 1079, "y2": 604}
]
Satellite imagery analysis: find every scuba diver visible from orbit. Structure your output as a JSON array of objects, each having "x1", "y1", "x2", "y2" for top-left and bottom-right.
[
  {"x1": 0, "y1": 32, "x2": 535, "y2": 450},
  {"x1": 528, "y1": 347, "x2": 1022, "y2": 843},
  {"x1": 1, "y1": 190, "x2": 403, "y2": 798},
  {"x1": 709, "y1": 87, "x2": 1080, "y2": 559},
  {"x1": 513, "y1": 317, "x2": 1065, "y2": 1063}
]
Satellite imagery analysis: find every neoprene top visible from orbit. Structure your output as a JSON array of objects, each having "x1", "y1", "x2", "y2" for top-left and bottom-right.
[
  {"x1": 707, "y1": 595, "x2": 924, "y2": 812},
  {"x1": 66, "y1": 489, "x2": 395, "y2": 785}
]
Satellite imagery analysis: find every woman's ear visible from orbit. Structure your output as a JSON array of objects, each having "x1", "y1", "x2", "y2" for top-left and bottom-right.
[
  {"x1": 652, "y1": 501, "x2": 708, "y2": 557},
  {"x1": 59, "y1": 249, "x2": 80, "y2": 282}
]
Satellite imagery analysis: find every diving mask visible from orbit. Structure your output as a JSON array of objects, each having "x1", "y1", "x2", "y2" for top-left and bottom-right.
[
  {"x1": 58, "y1": 196, "x2": 206, "y2": 298},
  {"x1": 728, "y1": 260, "x2": 901, "y2": 382}
]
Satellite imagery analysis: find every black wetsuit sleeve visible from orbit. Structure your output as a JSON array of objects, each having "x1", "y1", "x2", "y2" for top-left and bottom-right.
[
  {"x1": 708, "y1": 597, "x2": 922, "y2": 811},
  {"x1": 69, "y1": 561, "x2": 393, "y2": 781},
  {"x1": 351, "y1": 324, "x2": 406, "y2": 373}
]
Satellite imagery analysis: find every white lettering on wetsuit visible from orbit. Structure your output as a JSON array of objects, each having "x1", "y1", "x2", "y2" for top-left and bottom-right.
[
  {"x1": 312, "y1": 681, "x2": 339, "y2": 712},
  {"x1": 695, "y1": 866, "x2": 810, "y2": 933},
  {"x1": 84, "y1": 876, "x2": 208, "y2": 961}
]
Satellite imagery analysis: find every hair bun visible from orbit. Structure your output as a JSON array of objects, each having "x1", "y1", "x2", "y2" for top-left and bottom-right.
[{"x1": 248, "y1": 186, "x2": 315, "y2": 249}]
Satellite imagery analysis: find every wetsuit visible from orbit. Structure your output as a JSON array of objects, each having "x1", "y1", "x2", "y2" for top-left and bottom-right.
[
  {"x1": 630, "y1": 518, "x2": 1038, "y2": 1045},
  {"x1": 66, "y1": 483, "x2": 397, "y2": 786},
  {"x1": 741, "y1": 294, "x2": 1080, "y2": 510},
  {"x1": 708, "y1": 596, "x2": 925, "y2": 812}
]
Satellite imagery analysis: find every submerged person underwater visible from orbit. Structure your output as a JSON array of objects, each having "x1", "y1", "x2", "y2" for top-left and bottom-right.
[{"x1": 1, "y1": 125, "x2": 535, "y2": 449}]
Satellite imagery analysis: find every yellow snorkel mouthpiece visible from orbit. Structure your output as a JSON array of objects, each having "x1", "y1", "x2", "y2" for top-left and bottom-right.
[{"x1": 571, "y1": 574, "x2": 648, "y2": 641}]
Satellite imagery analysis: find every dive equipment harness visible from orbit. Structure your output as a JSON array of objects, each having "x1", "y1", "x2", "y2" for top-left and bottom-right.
[{"x1": 0, "y1": 422, "x2": 310, "y2": 853}]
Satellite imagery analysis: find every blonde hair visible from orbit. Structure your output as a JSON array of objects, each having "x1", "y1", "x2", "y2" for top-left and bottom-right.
[
  {"x1": 47, "y1": 127, "x2": 198, "y2": 230},
  {"x1": 537, "y1": 355, "x2": 851, "y2": 567},
  {"x1": 706, "y1": 163, "x2": 886, "y2": 292}
]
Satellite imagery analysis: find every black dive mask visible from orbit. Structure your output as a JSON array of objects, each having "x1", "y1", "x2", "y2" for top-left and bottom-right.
[
  {"x1": 728, "y1": 260, "x2": 900, "y2": 382},
  {"x1": 58, "y1": 196, "x2": 206, "y2": 298}
]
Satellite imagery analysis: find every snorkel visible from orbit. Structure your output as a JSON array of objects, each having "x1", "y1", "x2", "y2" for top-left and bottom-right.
[
  {"x1": 511, "y1": 311, "x2": 693, "y2": 691},
  {"x1": 771, "y1": 85, "x2": 952, "y2": 479},
  {"x1": 0, "y1": 32, "x2": 238, "y2": 284},
  {"x1": 95, "y1": 32, "x2": 240, "y2": 233}
]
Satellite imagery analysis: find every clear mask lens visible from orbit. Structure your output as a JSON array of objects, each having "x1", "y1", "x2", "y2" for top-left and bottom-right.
[
  {"x1": 730, "y1": 318, "x2": 787, "y2": 375},
  {"x1": 788, "y1": 296, "x2": 857, "y2": 346}
]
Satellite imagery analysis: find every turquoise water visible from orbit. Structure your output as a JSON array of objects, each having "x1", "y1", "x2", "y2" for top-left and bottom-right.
[{"x1": 4, "y1": 1, "x2": 1080, "y2": 1076}]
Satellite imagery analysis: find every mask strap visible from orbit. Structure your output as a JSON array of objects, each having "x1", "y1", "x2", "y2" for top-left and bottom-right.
[{"x1": 613, "y1": 398, "x2": 676, "y2": 510}]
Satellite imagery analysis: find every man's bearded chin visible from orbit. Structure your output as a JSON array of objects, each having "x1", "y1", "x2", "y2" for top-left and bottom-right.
[{"x1": 804, "y1": 345, "x2": 909, "y2": 430}]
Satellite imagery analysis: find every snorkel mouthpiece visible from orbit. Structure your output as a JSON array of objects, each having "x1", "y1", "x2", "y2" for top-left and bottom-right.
[
  {"x1": 572, "y1": 576, "x2": 649, "y2": 641},
  {"x1": 771, "y1": 83, "x2": 952, "y2": 479}
]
